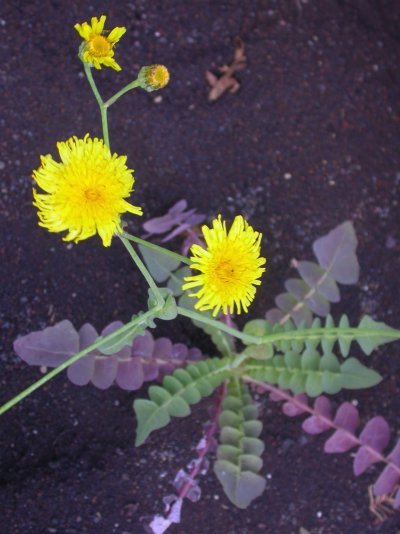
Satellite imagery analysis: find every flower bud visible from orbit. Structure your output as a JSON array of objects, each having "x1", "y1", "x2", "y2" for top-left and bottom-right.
[{"x1": 138, "y1": 65, "x2": 170, "y2": 92}]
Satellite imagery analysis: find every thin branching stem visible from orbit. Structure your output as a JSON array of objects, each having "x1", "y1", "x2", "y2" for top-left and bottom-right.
[
  {"x1": 105, "y1": 79, "x2": 141, "y2": 107},
  {"x1": 83, "y1": 63, "x2": 109, "y2": 148},
  {"x1": 119, "y1": 235, "x2": 165, "y2": 307},
  {"x1": 176, "y1": 306, "x2": 260, "y2": 345},
  {"x1": 121, "y1": 232, "x2": 190, "y2": 265}
]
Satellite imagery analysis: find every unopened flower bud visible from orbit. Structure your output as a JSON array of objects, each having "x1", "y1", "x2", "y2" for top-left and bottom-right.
[{"x1": 138, "y1": 65, "x2": 170, "y2": 92}]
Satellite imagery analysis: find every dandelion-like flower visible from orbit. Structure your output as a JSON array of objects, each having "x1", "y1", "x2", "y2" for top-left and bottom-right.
[
  {"x1": 183, "y1": 215, "x2": 266, "y2": 316},
  {"x1": 32, "y1": 135, "x2": 142, "y2": 247},
  {"x1": 74, "y1": 15, "x2": 126, "y2": 71}
]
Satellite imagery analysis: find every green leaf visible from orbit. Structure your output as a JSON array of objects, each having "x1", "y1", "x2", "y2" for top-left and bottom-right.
[
  {"x1": 167, "y1": 266, "x2": 191, "y2": 296},
  {"x1": 263, "y1": 314, "x2": 400, "y2": 359},
  {"x1": 243, "y1": 343, "x2": 274, "y2": 360},
  {"x1": 242, "y1": 319, "x2": 272, "y2": 342},
  {"x1": 134, "y1": 357, "x2": 230, "y2": 446},
  {"x1": 138, "y1": 244, "x2": 181, "y2": 283},
  {"x1": 214, "y1": 460, "x2": 266, "y2": 509},
  {"x1": 339, "y1": 357, "x2": 382, "y2": 388},
  {"x1": 215, "y1": 381, "x2": 266, "y2": 508},
  {"x1": 245, "y1": 349, "x2": 383, "y2": 397},
  {"x1": 357, "y1": 316, "x2": 399, "y2": 355}
]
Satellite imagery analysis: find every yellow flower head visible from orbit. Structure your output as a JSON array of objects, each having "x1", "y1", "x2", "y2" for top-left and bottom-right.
[
  {"x1": 32, "y1": 135, "x2": 143, "y2": 247},
  {"x1": 138, "y1": 64, "x2": 170, "y2": 92},
  {"x1": 183, "y1": 215, "x2": 266, "y2": 316},
  {"x1": 74, "y1": 15, "x2": 126, "y2": 71}
]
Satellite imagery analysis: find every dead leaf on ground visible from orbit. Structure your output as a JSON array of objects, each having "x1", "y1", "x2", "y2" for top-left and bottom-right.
[{"x1": 205, "y1": 37, "x2": 246, "y2": 102}]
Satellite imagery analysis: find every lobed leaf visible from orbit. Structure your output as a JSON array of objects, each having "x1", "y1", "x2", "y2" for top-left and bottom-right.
[
  {"x1": 312, "y1": 221, "x2": 359, "y2": 284},
  {"x1": 134, "y1": 357, "x2": 231, "y2": 446},
  {"x1": 271, "y1": 388, "x2": 400, "y2": 509},
  {"x1": 214, "y1": 381, "x2": 266, "y2": 508},
  {"x1": 14, "y1": 321, "x2": 204, "y2": 391},
  {"x1": 265, "y1": 221, "x2": 359, "y2": 326},
  {"x1": 13, "y1": 320, "x2": 79, "y2": 366},
  {"x1": 245, "y1": 314, "x2": 400, "y2": 359},
  {"x1": 245, "y1": 349, "x2": 382, "y2": 398}
]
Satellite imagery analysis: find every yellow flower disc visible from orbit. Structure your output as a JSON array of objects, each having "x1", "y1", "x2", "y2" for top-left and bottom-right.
[
  {"x1": 74, "y1": 15, "x2": 126, "y2": 71},
  {"x1": 183, "y1": 215, "x2": 266, "y2": 316},
  {"x1": 32, "y1": 135, "x2": 143, "y2": 247}
]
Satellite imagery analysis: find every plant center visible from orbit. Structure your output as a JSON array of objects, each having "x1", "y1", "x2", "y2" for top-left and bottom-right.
[
  {"x1": 88, "y1": 35, "x2": 111, "y2": 57},
  {"x1": 84, "y1": 187, "x2": 102, "y2": 203}
]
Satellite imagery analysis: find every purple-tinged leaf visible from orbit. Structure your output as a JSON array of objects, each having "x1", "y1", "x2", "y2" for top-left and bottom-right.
[
  {"x1": 67, "y1": 354, "x2": 95, "y2": 386},
  {"x1": 153, "y1": 337, "x2": 173, "y2": 361},
  {"x1": 333, "y1": 402, "x2": 359, "y2": 431},
  {"x1": 132, "y1": 331, "x2": 154, "y2": 358},
  {"x1": 142, "y1": 361, "x2": 160, "y2": 382},
  {"x1": 304, "y1": 292, "x2": 330, "y2": 316},
  {"x1": 302, "y1": 415, "x2": 331, "y2": 435},
  {"x1": 296, "y1": 261, "x2": 340, "y2": 302},
  {"x1": 312, "y1": 221, "x2": 359, "y2": 284},
  {"x1": 79, "y1": 323, "x2": 98, "y2": 351},
  {"x1": 265, "y1": 308, "x2": 285, "y2": 325},
  {"x1": 302, "y1": 396, "x2": 332, "y2": 434},
  {"x1": 324, "y1": 429, "x2": 359, "y2": 453},
  {"x1": 187, "y1": 348, "x2": 203, "y2": 361},
  {"x1": 13, "y1": 320, "x2": 79, "y2": 366},
  {"x1": 169, "y1": 199, "x2": 187, "y2": 216},
  {"x1": 269, "y1": 389, "x2": 287, "y2": 402},
  {"x1": 282, "y1": 394, "x2": 308, "y2": 417},
  {"x1": 15, "y1": 319, "x2": 206, "y2": 392},
  {"x1": 324, "y1": 402, "x2": 359, "y2": 453},
  {"x1": 162, "y1": 222, "x2": 192, "y2": 242},
  {"x1": 374, "y1": 463, "x2": 400, "y2": 497},
  {"x1": 115, "y1": 357, "x2": 144, "y2": 390},
  {"x1": 275, "y1": 292, "x2": 297, "y2": 312},
  {"x1": 285, "y1": 279, "x2": 309, "y2": 299},
  {"x1": 91, "y1": 355, "x2": 118, "y2": 389},
  {"x1": 144, "y1": 217, "x2": 176, "y2": 234},
  {"x1": 359, "y1": 416, "x2": 390, "y2": 450},
  {"x1": 171, "y1": 343, "x2": 189, "y2": 362},
  {"x1": 142, "y1": 200, "x2": 205, "y2": 241},
  {"x1": 353, "y1": 446, "x2": 384, "y2": 477},
  {"x1": 394, "y1": 488, "x2": 400, "y2": 509},
  {"x1": 314, "y1": 396, "x2": 332, "y2": 417}
]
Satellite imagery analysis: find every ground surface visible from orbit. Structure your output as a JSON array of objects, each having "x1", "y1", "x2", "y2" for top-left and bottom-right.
[{"x1": 1, "y1": 1, "x2": 400, "y2": 533}]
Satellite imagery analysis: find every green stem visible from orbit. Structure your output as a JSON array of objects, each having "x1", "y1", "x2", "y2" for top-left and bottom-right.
[
  {"x1": 105, "y1": 79, "x2": 141, "y2": 107},
  {"x1": 83, "y1": 62, "x2": 110, "y2": 149},
  {"x1": 0, "y1": 312, "x2": 155, "y2": 416},
  {"x1": 121, "y1": 232, "x2": 191, "y2": 266},
  {"x1": 176, "y1": 305, "x2": 261, "y2": 345},
  {"x1": 119, "y1": 235, "x2": 165, "y2": 307}
]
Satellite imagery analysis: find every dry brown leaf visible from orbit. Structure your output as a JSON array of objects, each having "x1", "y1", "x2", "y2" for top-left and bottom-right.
[{"x1": 205, "y1": 37, "x2": 246, "y2": 102}]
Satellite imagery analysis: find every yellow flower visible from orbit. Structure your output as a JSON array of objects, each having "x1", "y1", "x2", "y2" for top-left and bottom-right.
[
  {"x1": 32, "y1": 135, "x2": 142, "y2": 247},
  {"x1": 183, "y1": 215, "x2": 266, "y2": 316},
  {"x1": 74, "y1": 15, "x2": 126, "y2": 71},
  {"x1": 138, "y1": 65, "x2": 170, "y2": 92}
]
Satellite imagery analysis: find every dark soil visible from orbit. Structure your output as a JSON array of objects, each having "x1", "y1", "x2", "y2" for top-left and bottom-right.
[{"x1": 1, "y1": 1, "x2": 400, "y2": 533}]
